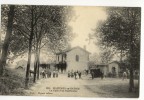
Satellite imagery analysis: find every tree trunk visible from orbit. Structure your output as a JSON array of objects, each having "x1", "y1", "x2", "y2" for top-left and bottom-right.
[
  {"x1": 138, "y1": 69, "x2": 140, "y2": 93},
  {"x1": 33, "y1": 42, "x2": 39, "y2": 83},
  {"x1": 33, "y1": 51, "x2": 37, "y2": 83},
  {"x1": 120, "y1": 50, "x2": 122, "y2": 63},
  {"x1": 129, "y1": 49, "x2": 135, "y2": 92},
  {"x1": 120, "y1": 49, "x2": 123, "y2": 72},
  {"x1": 129, "y1": 66, "x2": 134, "y2": 92},
  {"x1": 129, "y1": 22, "x2": 135, "y2": 92},
  {"x1": 25, "y1": 44, "x2": 33, "y2": 88},
  {"x1": 25, "y1": 6, "x2": 34, "y2": 89},
  {"x1": 37, "y1": 48, "x2": 40, "y2": 80},
  {"x1": 0, "y1": 5, "x2": 15, "y2": 76}
]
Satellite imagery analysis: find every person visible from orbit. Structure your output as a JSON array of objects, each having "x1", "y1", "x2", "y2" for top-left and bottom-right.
[
  {"x1": 70, "y1": 71, "x2": 74, "y2": 78},
  {"x1": 101, "y1": 72, "x2": 104, "y2": 79},
  {"x1": 53, "y1": 70, "x2": 56, "y2": 78},
  {"x1": 68, "y1": 71, "x2": 70, "y2": 78},
  {"x1": 46, "y1": 69, "x2": 49, "y2": 78},
  {"x1": 91, "y1": 70, "x2": 94, "y2": 79},
  {"x1": 55, "y1": 70, "x2": 58, "y2": 78},
  {"x1": 44, "y1": 69, "x2": 47, "y2": 78},
  {"x1": 47, "y1": 70, "x2": 51, "y2": 78},
  {"x1": 86, "y1": 70, "x2": 89, "y2": 75},
  {"x1": 41, "y1": 69, "x2": 46, "y2": 78},
  {"x1": 29, "y1": 70, "x2": 34, "y2": 77},
  {"x1": 122, "y1": 71, "x2": 127, "y2": 80},
  {"x1": 74, "y1": 71, "x2": 77, "y2": 79},
  {"x1": 49, "y1": 71, "x2": 51, "y2": 78},
  {"x1": 78, "y1": 71, "x2": 82, "y2": 79}
]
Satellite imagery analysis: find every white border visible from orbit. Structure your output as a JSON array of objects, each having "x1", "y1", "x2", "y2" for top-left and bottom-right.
[
  {"x1": 0, "y1": 0, "x2": 142, "y2": 7},
  {"x1": 0, "y1": 0, "x2": 144, "y2": 100}
]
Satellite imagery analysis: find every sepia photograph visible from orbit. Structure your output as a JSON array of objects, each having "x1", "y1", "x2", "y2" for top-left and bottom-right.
[{"x1": 0, "y1": 4, "x2": 141, "y2": 98}]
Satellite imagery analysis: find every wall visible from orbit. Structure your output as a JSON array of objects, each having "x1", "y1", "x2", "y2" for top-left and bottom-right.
[
  {"x1": 108, "y1": 62, "x2": 120, "y2": 76},
  {"x1": 66, "y1": 48, "x2": 89, "y2": 71},
  {"x1": 56, "y1": 54, "x2": 63, "y2": 64}
]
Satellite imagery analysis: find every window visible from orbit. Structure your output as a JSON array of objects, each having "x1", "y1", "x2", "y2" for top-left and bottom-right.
[
  {"x1": 76, "y1": 55, "x2": 79, "y2": 62},
  {"x1": 58, "y1": 55, "x2": 59, "y2": 61},
  {"x1": 63, "y1": 54, "x2": 67, "y2": 61}
]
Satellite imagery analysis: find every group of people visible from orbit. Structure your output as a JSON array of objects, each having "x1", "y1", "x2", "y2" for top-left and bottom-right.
[
  {"x1": 40, "y1": 69, "x2": 58, "y2": 78},
  {"x1": 68, "y1": 70, "x2": 82, "y2": 79},
  {"x1": 84, "y1": 69, "x2": 89, "y2": 75},
  {"x1": 90, "y1": 70, "x2": 104, "y2": 80}
]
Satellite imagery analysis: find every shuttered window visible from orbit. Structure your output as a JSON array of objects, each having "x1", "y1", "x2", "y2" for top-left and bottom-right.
[{"x1": 76, "y1": 55, "x2": 79, "y2": 62}]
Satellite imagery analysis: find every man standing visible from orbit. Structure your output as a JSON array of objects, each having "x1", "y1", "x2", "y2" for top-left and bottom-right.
[
  {"x1": 78, "y1": 71, "x2": 82, "y2": 79},
  {"x1": 74, "y1": 71, "x2": 77, "y2": 79},
  {"x1": 91, "y1": 70, "x2": 94, "y2": 79},
  {"x1": 122, "y1": 71, "x2": 127, "y2": 80}
]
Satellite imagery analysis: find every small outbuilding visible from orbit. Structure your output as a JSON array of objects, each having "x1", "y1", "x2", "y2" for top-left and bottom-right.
[
  {"x1": 90, "y1": 61, "x2": 121, "y2": 77},
  {"x1": 108, "y1": 61, "x2": 120, "y2": 77}
]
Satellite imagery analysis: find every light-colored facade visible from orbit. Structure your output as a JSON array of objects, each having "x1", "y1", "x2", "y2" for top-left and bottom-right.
[
  {"x1": 108, "y1": 61, "x2": 120, "y2": 76},
  {"x1": 56, "y1": 46, "x2": 90, "y2": 71}
]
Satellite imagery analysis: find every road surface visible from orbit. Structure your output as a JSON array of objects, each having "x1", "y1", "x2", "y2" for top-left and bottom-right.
[
  {"x1": 24, "y1": 74, "x2": 98, "y2": 97},
  {"x1": 24, "y1": 74, "x2": 139, "y2": 98}
]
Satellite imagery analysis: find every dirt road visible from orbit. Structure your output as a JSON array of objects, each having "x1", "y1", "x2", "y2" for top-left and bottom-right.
[
  {"x1": 24, "y1": 74, "x2": 97, "y2": 97},
  {"x1": 24, "y1": 74, "x2": 139, "y2": 98}
]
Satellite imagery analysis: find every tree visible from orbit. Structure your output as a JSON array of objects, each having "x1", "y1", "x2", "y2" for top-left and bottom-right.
[
  {"x1": 16, "y1": 5, "x2": 73, "y2": 85},
  {"x1": 0, "y1": 5, "x2": 15, "y2": 76},
  {"x1": 95, "y1": 7, "x2": 141, "y2": 92},
  {"x1": 99, "y1": 48, "x2": 114, "y2": 64},
  {"x1": 1, "y1": 5, "x2": 74, "y2": 88},
  {"x1": 89, "y1": 53, "x2": 99, "y2": 64},
  {"x1": 2, "y1": 5, "x2": 43, "y2": 87},
  {"x1": 32, "y1": 6, "x2": 74, "y2": 81}
]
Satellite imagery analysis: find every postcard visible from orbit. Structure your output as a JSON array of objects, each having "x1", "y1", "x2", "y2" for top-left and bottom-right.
[{"x1": 0, "y1": 5, "x2": 140, "y2": 98}]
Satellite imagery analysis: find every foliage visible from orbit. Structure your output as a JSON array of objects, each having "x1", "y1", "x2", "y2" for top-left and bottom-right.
[
  {"x1": 94, "y1": 7, "x2": 141, "y2": 92},
  {"x1": 1, "y1": 5, "x2": 74, "y2": 60},
  {"x1": 95, "y1": 7, "x2": 141, "y2": 68},
  {"x1": 99, "y1": 49, "x2": 114, "y2": 63},
  {"x1": 1, "y1": 5, "x2": 74, "y2": 87},
  {"x1": 0, "y1": 68, "x2": 32, "y2": 95}
]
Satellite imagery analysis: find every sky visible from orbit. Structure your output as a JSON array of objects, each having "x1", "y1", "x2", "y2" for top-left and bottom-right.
[
  {"x1": 6, "y1": 6, "x2": 110, "y2": 65},
  {"x1": 7, "y1": 6, "x2": 109, "y2": 66},
  {"x1": 69, "y1": 6, "x2": 108, "y2": 54}
]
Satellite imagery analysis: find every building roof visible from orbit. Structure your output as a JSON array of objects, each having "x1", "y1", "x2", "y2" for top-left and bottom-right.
[
  {"x1": 56, "y1": 46, "x2": 91, "y2": 55},
  {"x1": 109, "y1": 61, "x2": 120, "y2": 65},
  {"x1": 96, "y1": 64, "x2": 108, "y2": 66},
  {"x1": 90, "y1": 64, "x2": 108, "y2": 69}
]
